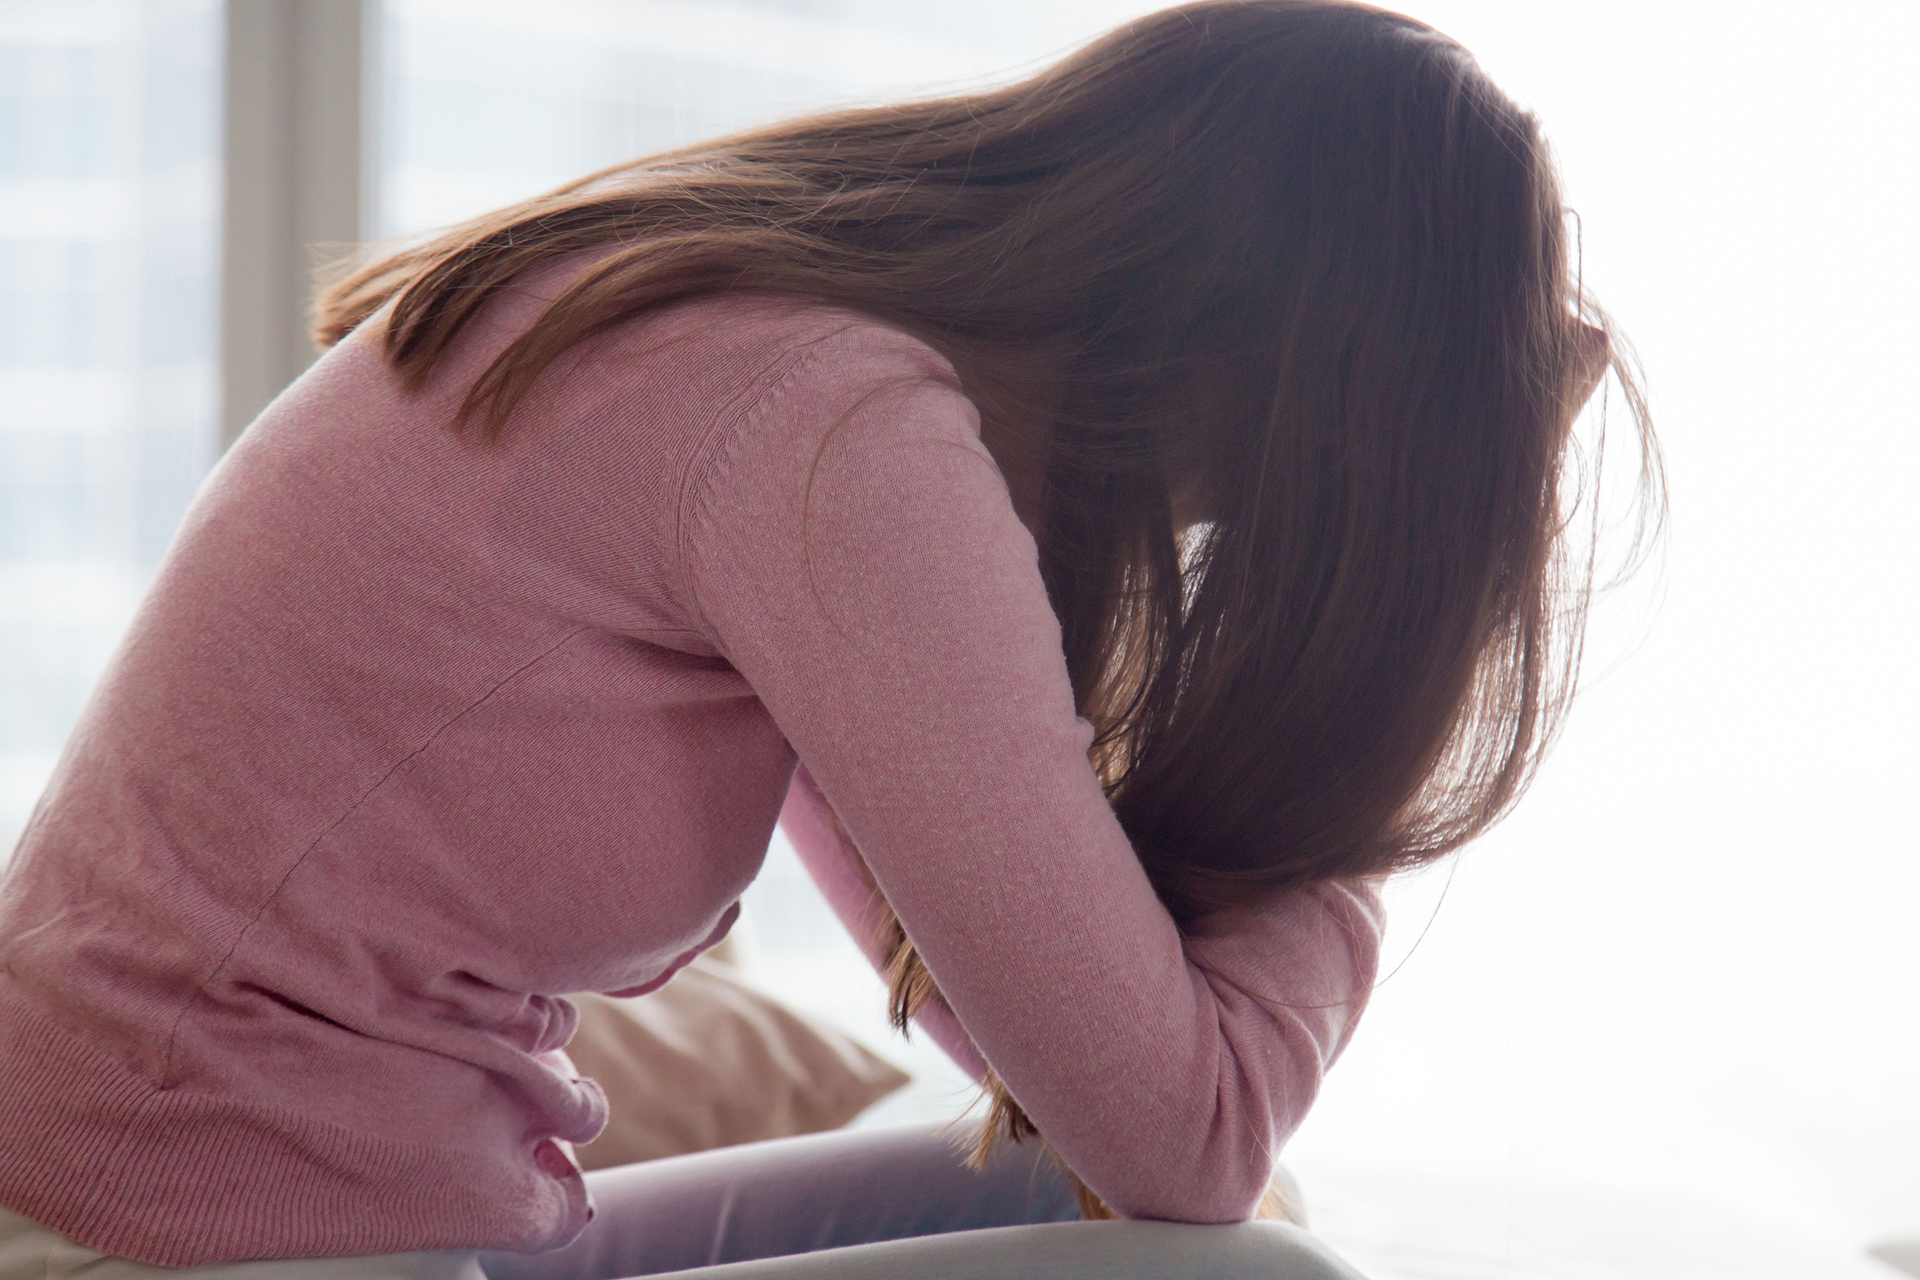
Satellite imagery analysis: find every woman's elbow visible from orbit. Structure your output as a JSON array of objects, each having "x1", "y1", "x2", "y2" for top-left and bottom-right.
[{"x1": 1089, "y1": 1115, "x2": 1284, "y2": 1224}]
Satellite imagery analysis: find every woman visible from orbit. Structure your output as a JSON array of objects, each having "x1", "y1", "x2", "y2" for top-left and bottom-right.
[{"x1": 0, "y1": 1, "x2": 1656, "y2": 1277}]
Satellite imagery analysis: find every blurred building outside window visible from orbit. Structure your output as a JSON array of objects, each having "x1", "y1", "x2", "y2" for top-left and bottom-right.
[{"x1": 0, "y1": 0, "x2": 221, "y2": 839}]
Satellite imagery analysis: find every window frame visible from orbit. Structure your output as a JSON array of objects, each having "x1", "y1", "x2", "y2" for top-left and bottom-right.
[{"x1": 219, "y1": 0, "x2": 376, "y2": 449}]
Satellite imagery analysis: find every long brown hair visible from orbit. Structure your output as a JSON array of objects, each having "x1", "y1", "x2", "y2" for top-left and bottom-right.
[{"x1": 317, "y1": 0, "x2": 1660, "y2": 1218}]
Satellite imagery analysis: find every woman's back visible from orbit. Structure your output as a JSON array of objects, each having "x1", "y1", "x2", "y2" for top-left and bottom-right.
[{"x1": 0, "y1": 278, "x2": 942, "y2": 1261}]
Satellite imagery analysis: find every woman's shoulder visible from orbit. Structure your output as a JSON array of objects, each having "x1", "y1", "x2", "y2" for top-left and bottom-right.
[{"x1": 608, "y1": 291, "x2": 979, "y2": 515}]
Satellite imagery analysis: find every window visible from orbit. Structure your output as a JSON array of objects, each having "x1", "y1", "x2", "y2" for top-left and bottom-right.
[
  {"x1": 380, "y1": 0, "x2": 1113, "y2": 241},
  {"x1": 0, "y1": 0, "x2": 220, "y2": 831}
]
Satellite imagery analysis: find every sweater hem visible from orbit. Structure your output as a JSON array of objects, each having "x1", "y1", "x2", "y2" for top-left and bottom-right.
[{"x1": 0, "y1": 982, "x2": 585, "y2": 1267}]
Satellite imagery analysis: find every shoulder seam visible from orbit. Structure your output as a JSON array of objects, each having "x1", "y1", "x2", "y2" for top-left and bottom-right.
[
  {"x1": 668, "y1": 339, "x2": 829, "y2": 642},
  {"x1": 670, "y1": 317, "x2": 956, "y2": 647}
]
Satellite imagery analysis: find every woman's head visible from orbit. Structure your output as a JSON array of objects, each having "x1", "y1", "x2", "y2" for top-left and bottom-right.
[{"x1": 319, "y1": 0, "x2": 1660, "y2": 917}]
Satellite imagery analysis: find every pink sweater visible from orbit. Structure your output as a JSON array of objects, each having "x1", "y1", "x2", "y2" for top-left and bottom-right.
[{"x1": 0, "y1": 261, "x2": 1382, "y2": 1267}]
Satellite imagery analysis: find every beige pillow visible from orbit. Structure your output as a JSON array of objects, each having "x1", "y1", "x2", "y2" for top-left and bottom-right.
[{"x1": 566, "y1": 957, "x2": 911, "y2": 1171}]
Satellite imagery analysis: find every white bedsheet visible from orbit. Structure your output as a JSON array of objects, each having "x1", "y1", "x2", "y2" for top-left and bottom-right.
[{"x1": 1296, "y1": 1163, "x2": 1906, "y2": 1280}]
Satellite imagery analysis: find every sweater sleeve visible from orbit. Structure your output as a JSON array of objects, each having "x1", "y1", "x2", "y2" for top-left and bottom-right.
[
  {"x1": 779, "y1": 763, "x2": 991, "y2": 1082},
  {"x1": 681, "y1": 319, "x2": 1382, "y2": 1222}
]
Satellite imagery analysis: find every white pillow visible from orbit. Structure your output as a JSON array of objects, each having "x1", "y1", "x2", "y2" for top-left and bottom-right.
[{"x1": 566, "y1": 957, "x2": 910, "y2": 1171}]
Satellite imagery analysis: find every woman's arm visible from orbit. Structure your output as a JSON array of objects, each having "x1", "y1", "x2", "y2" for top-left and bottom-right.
[
  {"x1": 779, "y1": 762, "x2": 1381, "y2": 1118},
  {"x1": 779, "y1": 765, "x2": 990, "y2": 1082},
  {"x1": 681, "y1": 311, "x2": 1381, "y2": 1222}
]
